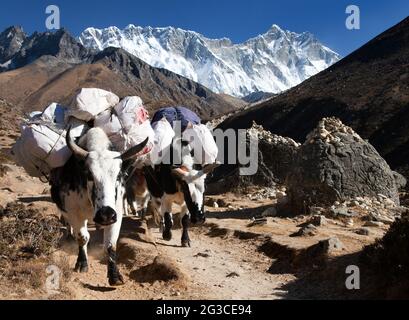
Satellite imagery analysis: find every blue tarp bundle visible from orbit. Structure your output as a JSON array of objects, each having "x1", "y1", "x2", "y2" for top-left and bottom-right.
[{"x1": 151, "y1": 106, "x2": 201, "y2": 131}]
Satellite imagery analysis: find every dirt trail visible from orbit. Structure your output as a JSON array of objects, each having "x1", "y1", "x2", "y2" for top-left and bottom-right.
[
  {"x1": 154, "y1": 227, "x2": 292, "y2": 299},
  {"x1": 56, "y1": 221, "x2": 294, "y2": 300}
]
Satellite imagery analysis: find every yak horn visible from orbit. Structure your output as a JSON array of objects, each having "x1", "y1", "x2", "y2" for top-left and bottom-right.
[
  {"x1": 121, "y1": 138, "x2": 149, "y2": 161},
  {"x1": 202, "y1": 162, "x2": 221, "y2": 174},
  {"x1": 66, "y1": 126, "x2": 89, "y2": 160}
]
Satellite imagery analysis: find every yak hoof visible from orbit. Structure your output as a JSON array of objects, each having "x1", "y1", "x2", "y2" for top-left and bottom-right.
[
  {"x1": 109, "y1": 273, "x2": 125, "y2": 287},
  {"x1": 162, "y1": 229, "x2": 172, "y2": 241},
  {"x1": 74, "y1": 261, "x2": 88, "y2": 273},
  {"x1": 181, "y1": 240, "x2": 191, "y2": 248}
]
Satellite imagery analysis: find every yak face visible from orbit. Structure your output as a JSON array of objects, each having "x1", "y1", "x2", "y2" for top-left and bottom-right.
[
  {"x1": 184, "y1": 172, "x2": 206, "y2": 225},
  {"x1": 172, "y1": 163, "x2": 219, "y2": 225},
  {"x1": 170, "y1": 138, "x2": 220, "y2": 225},
  {"x1": 67, "y1": 127, "x2": 149, "y2": 227},
  {"x1": 86, "y1": 150, "x2": 123, "y2": 226}
]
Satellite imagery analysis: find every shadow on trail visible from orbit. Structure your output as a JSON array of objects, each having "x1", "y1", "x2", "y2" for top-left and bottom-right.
[
  {"x1": 18, "y1": 196, "x2": 52, "y2": 203},
  {"x1": 206, "y1": 204, "x2": 273, "y2": 220},
  {"x1": 81, "y1": 283, "x2": 117, "y2": 292}
]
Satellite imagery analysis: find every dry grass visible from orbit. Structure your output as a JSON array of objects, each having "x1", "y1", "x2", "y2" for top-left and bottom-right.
[
  {"x1": 360, "y1": 210, "x2": 409, "y2": 298},
  {"x1": 0, "y1": 202, "x2": 72, "y2": 298},
  {"x1": 0, "y1": 202, "x2": 63, "y2": 263}
]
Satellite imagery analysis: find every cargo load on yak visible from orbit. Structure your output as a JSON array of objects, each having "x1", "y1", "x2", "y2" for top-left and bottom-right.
[
  {"x1": 150, "y1": 106, "x2": 219, "y2": 166},
  {"x1": 12, "y1": 103, "x2": 88, "y2": 178},
  {"x1": 151, "y1": 106, "x2": 201, "y2": 131},
  {"x1": 148, "y1": 117, "x2": 176, "y2": 165},
  {"x1": 12, "y1": 88, "x2": 155, "y2": 178},
  {"x1": 94, "y1": 96, "x2": 154, "y2": 157},
  {"x1": 67, "y1": 88, "x2": 120, "y2": 122}
]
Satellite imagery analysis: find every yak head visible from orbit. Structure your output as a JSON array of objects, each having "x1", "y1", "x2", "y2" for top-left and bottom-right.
[
  {"x1": 172, "y1": 162, "x2": 220, "y2": 225},
  {"x1": 168, "y1": 137, "x2": 219, "y2": 225},
  {"x1": 67, "y1": 127, "x2": 148, "y2": 226}
]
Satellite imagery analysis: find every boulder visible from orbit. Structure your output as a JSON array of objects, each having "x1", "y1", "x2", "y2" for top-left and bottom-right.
[
  {"x1": 287, "y1": 118, "x2": 401, "y2": 214},
  {"x1": 247, "y1": 123, "x2": 300, "y2": 184},
  {"x1": 290, "y1": 224, "x2": 318, "y2": 237},
  {"x1": 208, "y1": 122, "x2": 299, "y2": 193},
  {"x1": 309, "y1": 215, "x2": 328, "y2": 227},
  {"x1": 393, "y1": 171, "x2": 407, "y2": 190}
]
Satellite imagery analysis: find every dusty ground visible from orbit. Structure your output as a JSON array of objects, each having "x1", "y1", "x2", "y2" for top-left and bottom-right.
[{"x1": 0, "y1": 131, "x2": 389, "y2": 300}]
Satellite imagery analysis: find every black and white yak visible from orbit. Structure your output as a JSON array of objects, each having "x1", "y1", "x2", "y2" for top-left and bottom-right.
[
  {"x1": 50, "y1": 127, "x2": 148, "y2": 286},
  {"x1": 130, "y1": 138, "x2": 219, "y2": 247}
]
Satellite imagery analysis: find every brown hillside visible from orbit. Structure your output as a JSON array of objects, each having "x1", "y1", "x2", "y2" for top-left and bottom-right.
[{"x1": 219, "y1": 17, "x2": 409, "y2": 174}]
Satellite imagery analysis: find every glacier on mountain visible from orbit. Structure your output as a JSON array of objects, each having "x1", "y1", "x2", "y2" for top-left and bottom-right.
[{"x1": 79, "y1": 24, "x2": 340, "y2": 97}]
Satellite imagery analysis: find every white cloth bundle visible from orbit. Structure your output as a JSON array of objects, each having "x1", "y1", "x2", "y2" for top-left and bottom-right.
[
  {"x1": 183, "y1": 124, "x2": 219, "y2": 165},
  {"x1": 68, "y1": 88, "x2": 120, "y2": 122},
  {"x1": 149, "y1": 117, "x2": 176, "y2": 165},
  {"x1": 94, "y1": 96, "x2": 155, "y2": 153},
  {"x1": 12, "y1": 103, "x2": 88, "y2": 178}
]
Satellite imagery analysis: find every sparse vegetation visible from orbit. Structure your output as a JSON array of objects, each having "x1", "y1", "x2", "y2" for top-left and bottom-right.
[
  {"x1": 360, "y1": 210, "x2": 409, "y2": 298},
  {"x1": 0, "y1": 202, "x2": 63, "y2": 264},
  {"x1": 0, "y1": 202, "x2": 71, "y2": 298}
]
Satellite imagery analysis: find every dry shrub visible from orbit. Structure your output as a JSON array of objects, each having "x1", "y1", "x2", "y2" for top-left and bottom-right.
[
  {"x1": 0, "y1": 202, "x2": 63, "y2": 265},
  {"x1": 0, "y1": 256, "x2": 73, "y2": 298},
  {"x1": 0, "y1": 202, "x2": 71, "y2": 297},
  {"x1": 361, "y1": 210, "x2": 409, "y2": 298}
]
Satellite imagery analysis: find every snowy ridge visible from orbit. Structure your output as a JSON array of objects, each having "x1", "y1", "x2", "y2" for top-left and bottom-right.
[{"x1": 79, "y1": 24, "x2": 340, "y2": 97}]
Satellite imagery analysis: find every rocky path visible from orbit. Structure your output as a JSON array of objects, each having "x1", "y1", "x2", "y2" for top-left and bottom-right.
[{"x1": 57, "y1": 222, "x2": 295, "y2": 300}]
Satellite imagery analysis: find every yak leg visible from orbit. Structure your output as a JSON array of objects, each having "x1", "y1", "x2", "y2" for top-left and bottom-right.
[
  {"x1": 161, "y1": 196, "x2": 173, "y2": 241},
  {"x1": 104, "y1": 214, "x2": 124, "y2": 286},
  {"x1": 137, "y1": 191, "x2": 150, "y2": 220},
  {"x1": 180, "y1": 204, "x2": 191, "y2": 247},
  {"x1": 125, "y1": 192, "x2": 138, "y2": 216},
  {"x1": 123, "y1": 196, "x2": 129, "y2": 217},
  {"x1": 151, "y1": 197, "x2": 163, "y2": 230},
  {"x1": 68, "y1": 217, "x2": 90, "y2": 273}
]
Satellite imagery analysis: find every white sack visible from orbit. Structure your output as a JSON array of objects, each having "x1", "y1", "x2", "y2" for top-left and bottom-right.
[
  {"x1": 12, "y1": 124, "x2": 70, "y2": 177},
  {"x1": 41, "y1": 103, "x2": 87, "y2": 137},
  {"x1": 68, "y1": 88, "x2": 119, "y2": 122},
  {"x1": 149, "y1": 117, "x2": 175, "y2": 165},
  {"x1": 183, "y1": 124, "x2": 218, "y2": 165},
  {"x1": 114, "y1": 96, "x2": 145, "y2": 129},
  {"x1": 12, "y1": 105, "x2": 89, "y2": 178},
  {"x1": 94, "y1": 109, "x2": 121, "y2": 138},
  {"x1": 42, "y1": 103, "x2": 66, "y2": 125},
  {"x1": 95, "y1": 96, "x2": 154, "y2": 154},
  {"x1": 12, "y1": 137, "x2": 48, "y2": 177}
]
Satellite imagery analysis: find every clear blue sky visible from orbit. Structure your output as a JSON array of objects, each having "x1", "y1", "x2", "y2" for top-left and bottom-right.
[{"x1": 0, "y1": 0, "x2": 408, "y2": 56}]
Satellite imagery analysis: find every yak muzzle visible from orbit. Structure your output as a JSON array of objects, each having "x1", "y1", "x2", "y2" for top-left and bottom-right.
[
  {"x1": 94, "y1": 206, "x2": 117, "y2": 226},
  {"x1": 190, "y1": 211, "x2": 206, "y2": 225}
]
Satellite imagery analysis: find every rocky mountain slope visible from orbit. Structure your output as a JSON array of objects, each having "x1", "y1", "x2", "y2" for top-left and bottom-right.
[
  {"x1": 0, "y1": 28, "x2": 237, "y2": 119},
  {"x1": 219, "y1": 17, "x2": 409, "y2": 175},
  {"x1": 79, "y1": 24, "x2": 340, "y2": 97},
  {"x1": 242, "y1": 91, "x2": 277, "y2": 104},
  {"x1": 0, "y1": 26, "x2": 26, "y2": 68}
]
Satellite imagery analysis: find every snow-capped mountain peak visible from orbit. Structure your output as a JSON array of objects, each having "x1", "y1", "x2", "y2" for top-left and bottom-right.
[{"x1": 79, "y1": 24, "x2": 341, "y2": 97}]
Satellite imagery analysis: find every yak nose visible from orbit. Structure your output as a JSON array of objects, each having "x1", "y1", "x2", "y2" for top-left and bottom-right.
[
  {"x1": 190, "y1": 211, "x2": 206, "y2": 225},
  {"x1": 94, "y1": 206, "x2": 117, "y2": 226}
]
